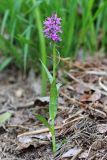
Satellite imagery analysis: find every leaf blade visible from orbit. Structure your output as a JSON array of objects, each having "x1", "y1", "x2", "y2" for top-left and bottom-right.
[
  {"x1": 0, "y1": 57, "x2": 12, "y2": 72},
  {"x1": 0, "y1": 112, "x2": 12, "y2": 124},
  {"x1": 49, "y1": 79, "x2": 58, "y2": 120},
  {"x1": 40, "y1": 60, "x2": 53, "y2": 84},
  {"x1": 36, "y1": 114, "x2": 52, "y2": 132}
]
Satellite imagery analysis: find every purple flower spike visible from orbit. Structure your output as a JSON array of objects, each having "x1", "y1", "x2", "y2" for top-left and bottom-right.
[{"x1": 43, "y1": 13, "x2": 62, "y2": 42}]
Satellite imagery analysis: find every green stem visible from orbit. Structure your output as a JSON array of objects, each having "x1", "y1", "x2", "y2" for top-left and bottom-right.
[
  {"x1": 53, "y1": 43, "x2": 56, "y2": 80},
  {"x1": 52, "y1": 120, "x2": 56, "y2": 153},
  {"x1": 51, "y1": 43, "x2": 57, "y2": 153}
]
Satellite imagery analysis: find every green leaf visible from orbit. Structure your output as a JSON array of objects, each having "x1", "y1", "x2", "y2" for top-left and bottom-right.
[
  {"x1": 40, "y1": 60, "x2": 53, "y2": 84},
  {"x1": 1, "y1": 9, "x2": 9, "y2": 35},
  {"x1": 49, "y1": 79, "x2": 58, "y2": 120},
  {"x1": 40, "y1": 60, "x2": 61, "y2": 91},
  {"x1": 36, "y1": 114, "x2": 52, "y2": 132},
  {"x1": 23, "y1": 17, "x2": 32, "y2": 73},
  {"x1": 0, "y1": 112, "x2": 12, "y2": 124},
  {"x1": 0, "y1": 57, "x2": 12, "y2": 72}
]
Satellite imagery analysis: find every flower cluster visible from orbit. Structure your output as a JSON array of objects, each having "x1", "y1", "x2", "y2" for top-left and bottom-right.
[{"x1": 43, "y1": 14, "x2": 62, "y2": 42}]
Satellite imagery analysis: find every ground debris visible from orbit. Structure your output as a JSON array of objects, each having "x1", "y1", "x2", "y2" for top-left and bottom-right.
[
  {"x1": 1, "y1": 57, "x2": 107, "y2": 159},
  {"x1": 62, "y1": 147, "x2": 82, "y2": 158}
]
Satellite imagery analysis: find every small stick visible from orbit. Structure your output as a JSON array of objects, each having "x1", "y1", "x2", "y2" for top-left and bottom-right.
[
  {"x1": 6, "y1": 124, "x2": 29, "y2": 130},
  {"x1": 63, "y1": 110, "x2": 84, "y2": 124},
  {"x1": 86, "y1": 70, "x2": 107, "y2": 76},
  {"x1": 63, "y1": 116, "x2": 86, "y2": 127},
  {"x1": 18, "y1": 126, "x2": 62, "y2": 138},
  {"x1": 99, "y1": 77, "x2": 107, "y2": 92}
]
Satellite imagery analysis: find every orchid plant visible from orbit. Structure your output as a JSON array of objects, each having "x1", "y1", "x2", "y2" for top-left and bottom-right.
[{"x1": 36, "y1": 13, "x2": 62, "y2": 153}]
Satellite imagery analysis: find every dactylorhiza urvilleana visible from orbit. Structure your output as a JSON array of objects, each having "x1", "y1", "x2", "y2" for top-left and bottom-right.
[
  {"x1": 43, "y1": 13, "x2": 62, "y2": 42},
  {"x1": 36, "y1": 13, "x2": 62, "y2": 153},
  {"x1": 44, "y1": 13, "x2": 62, "y2": 152}
]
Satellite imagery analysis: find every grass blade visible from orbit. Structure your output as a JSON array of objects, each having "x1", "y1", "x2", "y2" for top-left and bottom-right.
[
  {"x1": 0, "y1": 57, "x2": 12, "y2": 72},
  {"x1": 23, "y1": 16, "x2": 32, "y2": 73},
  {"x1": 64, "y1": 0, "x2": 78, "y2": 57},
  {"x1": 1, "y1": 9, "x2": 9, "y2": 35},
  {"x1": 32, "y1": 0, "x2": 47, "y2": 96}
]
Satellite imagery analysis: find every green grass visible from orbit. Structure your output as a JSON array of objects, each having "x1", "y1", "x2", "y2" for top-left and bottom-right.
[
  {"x1": 32, "y1": 0, "x2": 47, "y2": 95},
  {"x1": 0, "y1": 0, "x2": 107, "y2": 94}
]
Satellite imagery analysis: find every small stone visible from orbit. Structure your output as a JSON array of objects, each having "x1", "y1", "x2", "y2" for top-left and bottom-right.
[{"x1": 15, "y1": 88, "x2": 24, "y2": 98}]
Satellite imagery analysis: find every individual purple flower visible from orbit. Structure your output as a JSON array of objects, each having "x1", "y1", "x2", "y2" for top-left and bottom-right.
[{"x1": 43, "y1": 13, "x2": 62, "y2": 42}]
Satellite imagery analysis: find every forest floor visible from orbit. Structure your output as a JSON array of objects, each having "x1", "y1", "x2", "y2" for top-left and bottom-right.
[{"x1": 1, "y1": 57, "x2": 107, "y2": 160}]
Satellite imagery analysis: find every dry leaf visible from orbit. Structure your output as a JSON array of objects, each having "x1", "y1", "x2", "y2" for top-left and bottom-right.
[
  {"x1": 80, "y1": 94, "x2": 90, "y2": 102},
  {"x1": 97, "y1": 124, "x2": 107, "y2": 133},
  {"x1": 88, "y1": 91, "x2": 101, "y2": 102},
  {"x1": 62, "y1": 147, "x2": 82, "y2": 158},
  {"x1": 17, "y1": 135, "x2": 49, "y2": 150},
  {"x1": 74, "y1": 84, "x2": 87, "y2": 94}
]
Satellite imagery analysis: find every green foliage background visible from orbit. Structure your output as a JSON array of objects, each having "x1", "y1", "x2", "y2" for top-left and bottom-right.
[
  {"x1": 0, "y1": 0, "x2": 107, "y2": 68},
  {"x1": 0, "y1": 0, "x2": 107, "y2": 93}
]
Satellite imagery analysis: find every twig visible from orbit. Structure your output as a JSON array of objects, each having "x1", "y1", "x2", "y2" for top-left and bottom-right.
[
  {"x1": 99, "y1": 77, "x2": 107, "y2": 92},
  {"x1": 17, "y1": 126, "x2": 62, "y2": 138},
  {"x1": 18, "y1": 116, "x2": 86, "y2": 138},
  {"x1": 86, "y1": 70, "x2": 107, "y2": 76},
  {"x1": 63, "y1": 110, "x2": 84, "y2": 124},
  {"x1": 63, "y1": 116, "x2": 86, "y2": 128},
  {"x1": 6, "y1": 124, "x2": 29, "y2": 130},
  {"x1": 101, "y1": 153, "x2": 107, "y2": 160}
]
